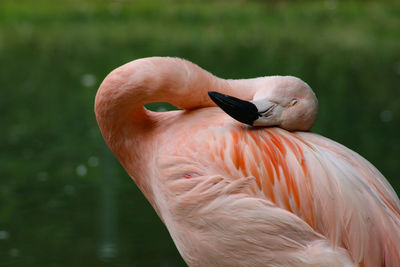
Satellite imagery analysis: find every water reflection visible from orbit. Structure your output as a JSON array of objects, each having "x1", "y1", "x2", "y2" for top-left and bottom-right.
[
  {"x1": 0, "y1": 230, "x2": 10, "y2": 240},
  {"x1": 380, "y1": 110, "x2": 393, "y2": 122},
  {"x1": 9, "y1": 248, "x2": 20, "y2": 257},
  {"x1": 98, "y1": 147, "x2": 118, "y2": 261},
  {"x1": 76, "y1": 164, "x2": 88, "y2": 177}
]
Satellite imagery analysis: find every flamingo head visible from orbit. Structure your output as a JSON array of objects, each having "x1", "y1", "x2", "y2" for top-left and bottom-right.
[{"x1": 208, "y1": 76, "x2": 318, "y2": 131}]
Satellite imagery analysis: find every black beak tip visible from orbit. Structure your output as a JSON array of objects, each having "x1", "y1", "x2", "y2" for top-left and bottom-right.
[
  {"x1": 208, "y1": 91, "x2": 222, "y2": 102},
  {"x1": 207, "y1": 91, "x2": 259, "y2": 126}
]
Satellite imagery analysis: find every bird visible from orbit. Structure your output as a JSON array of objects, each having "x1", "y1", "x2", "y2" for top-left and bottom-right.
[{"x1": 95, "y1": 57, "x2": 400, "y2": 267}]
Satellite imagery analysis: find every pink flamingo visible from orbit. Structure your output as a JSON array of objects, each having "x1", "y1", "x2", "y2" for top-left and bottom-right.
[{"x1": 95, "y1": 57, "x2": 400, "y2": 266}]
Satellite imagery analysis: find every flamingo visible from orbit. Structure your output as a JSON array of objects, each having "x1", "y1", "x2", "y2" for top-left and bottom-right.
[{"x1": 95, "y1": 57, "x2": 400, "y2": 266}]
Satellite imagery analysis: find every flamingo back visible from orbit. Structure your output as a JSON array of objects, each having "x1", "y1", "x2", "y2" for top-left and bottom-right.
[{"x1": 197, "y1": 125, "x2": 400, "y2": 266}]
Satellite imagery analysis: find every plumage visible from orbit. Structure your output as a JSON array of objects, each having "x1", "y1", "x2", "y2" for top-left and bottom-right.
[{"x1": 95, "y1": 57, "x2": 400, "y2": 266}]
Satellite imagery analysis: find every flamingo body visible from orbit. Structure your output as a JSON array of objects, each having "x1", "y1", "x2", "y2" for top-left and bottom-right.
[{"x1": 95, "y1": 57, "x2": 400, "y2": 266}]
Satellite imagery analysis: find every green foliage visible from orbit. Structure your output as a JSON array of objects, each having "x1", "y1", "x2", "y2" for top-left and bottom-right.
[{"x1": 0, "y1": 0, "x2": 399, "y2": 266}]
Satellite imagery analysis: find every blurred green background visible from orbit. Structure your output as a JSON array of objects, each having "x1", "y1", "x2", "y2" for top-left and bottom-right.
[{"x1": 0, "y1": 0, "x2": 399, "y2": 266}]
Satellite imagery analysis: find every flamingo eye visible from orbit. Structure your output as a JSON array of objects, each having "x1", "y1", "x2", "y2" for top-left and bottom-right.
[{"x1": 290, "y1": 99, "x2": 297, "y2": 106}]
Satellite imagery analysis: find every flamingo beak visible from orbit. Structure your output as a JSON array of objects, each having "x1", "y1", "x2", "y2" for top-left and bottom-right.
[{"x1": 208, "y1": 91, "x2": 259, "y2": 126}]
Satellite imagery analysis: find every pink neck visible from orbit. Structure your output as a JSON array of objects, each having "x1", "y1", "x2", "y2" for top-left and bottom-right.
[{"x1": 95, "y1": 57, "x2": 257, "y2": 145}]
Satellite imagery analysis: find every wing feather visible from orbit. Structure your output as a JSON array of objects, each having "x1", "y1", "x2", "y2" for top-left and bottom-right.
[{"x1": 209, "y1": 126, "x2": 400, "y2": 267}]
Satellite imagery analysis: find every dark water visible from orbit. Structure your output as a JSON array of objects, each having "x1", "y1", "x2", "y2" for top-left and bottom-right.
[{"x1": 1, "y1": 1, "x2": 399, "y2": 266}]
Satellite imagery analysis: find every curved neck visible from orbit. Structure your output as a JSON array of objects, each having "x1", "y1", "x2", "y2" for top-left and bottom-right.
[
  {"x1": 95, "y1": 57, "x2": 257, "y2": 144},
  {"x1": 94, "y1": 57, "x2": 260, "y2": 207}
]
